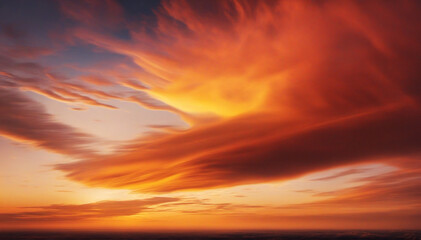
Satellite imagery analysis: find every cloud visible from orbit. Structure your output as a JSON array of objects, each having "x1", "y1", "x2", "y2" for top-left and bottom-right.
[
  {"x1": 55, "y1": 0, "x2": 421, "y2": 192},
  {"x1": 0, "y1": 23, "x2": 56, "y2": 59},
  {"x1": 0, "y1": 197, "x2": 178, "y2": 222},
  {"x1": 262, "y1": 160, "x2": 421, "y2": 228},
  {"x1": 80, "y1": 75, "x2": 113, "y2": 86},
  {"x1": 59, "y1": 0, "x2": 125, "y2": 30},
  {"x1": 57, "y1": 105, "x2": 421, "y2": 192},
  {"x1": 0, "y1": 55, "x2": 120, "y2": 109},
  {"x1": 0, "y1": 88, "x2": 98, "y2": 157},
  {"x1": 1, "y1": 45, "x2": 54, "y2": 59},
  {"x1": 310, "y1": 168, "x2": 369, "y2": 181}
]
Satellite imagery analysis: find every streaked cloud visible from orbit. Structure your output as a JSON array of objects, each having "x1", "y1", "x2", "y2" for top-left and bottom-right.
[
  {"x1": 0, "y1": 88, "x2": 101, "y2": 157},
  {"x1": 0, "y1": 197, "x2": 178, "y2": 222},
  {"x1": 310, "y1": 168, "x2": 370, "y2": 181}
]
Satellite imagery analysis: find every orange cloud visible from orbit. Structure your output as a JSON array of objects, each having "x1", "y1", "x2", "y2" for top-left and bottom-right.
[
  {"x1": 276, "y1": 160, "x2": 421, "y2": 223},
  {"x1": 80, "y1": 75, "x2": 113, "y2": 86},
  {"x1": 57, "y1": 105, "x2": 421, "y2": 192},
  {"x1": 0, "y1": 197, "x2": 178, "y2": 222},
  {"x1": 55, "y1": 0, "x2": 421, "y2": 193}
]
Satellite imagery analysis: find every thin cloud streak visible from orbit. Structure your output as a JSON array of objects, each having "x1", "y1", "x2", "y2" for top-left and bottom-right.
[
  {"x1": 310, "y1": 168, "x2": 369, "y2": 181},
  {"x1": 0, "y1": 197, "x2": 178, "y2": 222}
]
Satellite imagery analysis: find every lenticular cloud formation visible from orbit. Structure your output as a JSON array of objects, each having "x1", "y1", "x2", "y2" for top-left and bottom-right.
[{"x1": 55, "y1": 0, "x2": 421, "y2": 192}]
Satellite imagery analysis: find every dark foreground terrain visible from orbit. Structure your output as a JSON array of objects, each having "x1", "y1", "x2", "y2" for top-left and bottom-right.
[{"x1": 0, "y1": 230, "x2": 419, "y2": 240}]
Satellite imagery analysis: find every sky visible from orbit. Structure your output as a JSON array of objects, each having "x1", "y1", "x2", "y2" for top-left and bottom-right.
[{"x1": 0, "y1": 0, "x2": 420, "y2": 230}]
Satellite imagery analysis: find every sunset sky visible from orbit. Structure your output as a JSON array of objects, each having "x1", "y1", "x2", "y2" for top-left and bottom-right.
[{"x1": 0, "y1": 0, "x2": 420, "y2": 231}]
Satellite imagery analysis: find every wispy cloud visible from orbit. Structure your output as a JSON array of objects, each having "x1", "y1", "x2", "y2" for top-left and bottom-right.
[
  {"x1": 310, "y1": 168, "x2": 369, "y2": 181},
  {"x1": 0, "y1": 197, "x2": 178, "y2": 222},
  {"x1": 281, "y1": 160, "x2": 421, "y2": 212},
  {"x1": 0, "y1": 88, "x2": 97, "y2": 157}
]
